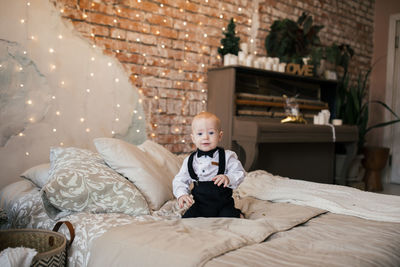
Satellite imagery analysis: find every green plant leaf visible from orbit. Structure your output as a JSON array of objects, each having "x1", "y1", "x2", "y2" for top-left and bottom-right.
[
  {"x1": 371, "y1": 100, "x2": 400, "y2": 119},
  {"x1": 366, "y1": 119, "x2": 400, "y2": 134}
]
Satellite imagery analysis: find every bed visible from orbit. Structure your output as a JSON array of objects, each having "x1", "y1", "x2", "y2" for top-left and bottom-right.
[{"x1": 1, "y1": 137, "x2": 400, "y2": 267}]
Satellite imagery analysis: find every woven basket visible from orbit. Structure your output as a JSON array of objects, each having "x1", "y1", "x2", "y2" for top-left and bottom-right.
[{"x1": 0, "y1": 221, "x2": 74, "y2": 267}]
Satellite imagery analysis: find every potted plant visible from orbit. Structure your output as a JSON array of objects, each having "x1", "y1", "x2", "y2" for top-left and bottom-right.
[
  {"x1": 342, "y1": 69, "x2": 400, "y2": 191},
  {"x1": 218, "y1": 18, "x2": 240, "y2": 65},
  {"x1": 265, "y1": 12, "x2": 324, "y2": 64}
]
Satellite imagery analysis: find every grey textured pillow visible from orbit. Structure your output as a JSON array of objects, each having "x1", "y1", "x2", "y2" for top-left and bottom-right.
[
  {"x1": 20, "y1": 163, "x2": 51, "y2": 188},
  {"x1": 42, "y1": 147, "x2": 149, "y2": 216}
]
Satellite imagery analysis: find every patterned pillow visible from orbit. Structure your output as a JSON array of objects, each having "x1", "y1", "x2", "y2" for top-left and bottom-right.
[{"x1": 42, "y1": 147, "x2": 149, "y2": 216}]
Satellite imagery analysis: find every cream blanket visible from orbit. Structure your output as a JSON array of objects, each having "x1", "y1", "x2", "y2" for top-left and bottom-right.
[
  {"x1": 237, "y1": 170, "x2": 400, "y2": 223},
  {"x1": 88, "y1": 199, "x2": 324, "y2": 267}
]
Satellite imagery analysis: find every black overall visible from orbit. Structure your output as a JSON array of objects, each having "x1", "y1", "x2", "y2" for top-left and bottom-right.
[{"x1": 182, "y1": 147, "x2": 241, "y2": 218}]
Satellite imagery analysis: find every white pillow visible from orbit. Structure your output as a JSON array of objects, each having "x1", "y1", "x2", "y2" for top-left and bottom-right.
[
  {"x1": 20, "y1": 163, "x2": 51, "y2": 188},
  {"x1": 94, "y1": 138, "x2": 174, "y2": 210},
  {"x1": 138, "y1": 140, "x2": 183, "y2": 185}
]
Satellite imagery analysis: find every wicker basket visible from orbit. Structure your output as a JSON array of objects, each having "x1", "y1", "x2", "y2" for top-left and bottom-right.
[{"x1": 0, "y1": 221, "x2": 74, "y2": 267}]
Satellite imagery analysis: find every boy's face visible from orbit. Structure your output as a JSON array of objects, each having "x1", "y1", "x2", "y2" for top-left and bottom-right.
[{"x1": 191, "y1": 117, "x2": 223, "y2": 152}]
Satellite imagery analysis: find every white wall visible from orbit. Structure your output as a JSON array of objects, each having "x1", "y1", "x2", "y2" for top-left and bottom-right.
[{"x1": 0, "y1": 0, "x2": 146, "y2": 189}]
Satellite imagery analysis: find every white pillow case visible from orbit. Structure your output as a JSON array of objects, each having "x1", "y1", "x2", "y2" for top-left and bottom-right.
[
  {"x1": 138, "y1": 140, "x2": 183, "y2": 191},
  {"x1": 94, "y1": 138, "x2": 176, "y2": 211},
  {"x1": 20, "y1": 163, "x2": 51, "y2": 188}
]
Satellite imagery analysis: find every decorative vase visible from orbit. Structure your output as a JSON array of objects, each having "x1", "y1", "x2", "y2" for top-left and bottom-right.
[{"x1": 361, "y1": 146, "x2": 390, "y2": 192}]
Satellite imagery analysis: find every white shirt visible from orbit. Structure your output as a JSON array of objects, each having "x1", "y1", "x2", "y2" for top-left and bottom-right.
[{"x1": 172, "y1": 149, "x2": 246, "y2": 199}]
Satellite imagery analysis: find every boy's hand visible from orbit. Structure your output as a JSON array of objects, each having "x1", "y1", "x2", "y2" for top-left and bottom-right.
[
  {"x1": 212, "y1": 174, "x2": 230, "y2": 187},
  {"x1": 178, "y1": 194, "x2": 194, "y2": 208}
]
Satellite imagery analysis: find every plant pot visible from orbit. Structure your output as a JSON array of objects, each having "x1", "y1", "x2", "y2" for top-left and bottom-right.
[
  {"x1": 347, "y1": 154, "x2": 365, "y2": 182},
  {"x1": 361, "y1": 146, "x2": 390, "y2": 192}
]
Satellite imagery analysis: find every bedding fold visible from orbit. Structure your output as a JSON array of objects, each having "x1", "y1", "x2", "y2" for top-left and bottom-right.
[
  {"x1": 237, "y1": 170, "x2": 400, "y2": 223},
  {"x1": 88, "y1": 199, "x2": 325, "y2": 267}
]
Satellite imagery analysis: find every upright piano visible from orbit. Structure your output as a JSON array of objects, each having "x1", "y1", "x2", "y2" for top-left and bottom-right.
[{"x1": 207, "y1": 66, "x2": 358, "y2": 185}]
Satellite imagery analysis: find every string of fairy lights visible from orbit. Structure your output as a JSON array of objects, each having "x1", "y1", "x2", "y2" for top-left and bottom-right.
[
  {"x1": 11, "y1": 0, "x2": 146, "y2": 158},
  {"x1": 10, "y1": 0, "x2": 257, "y2": 156}
]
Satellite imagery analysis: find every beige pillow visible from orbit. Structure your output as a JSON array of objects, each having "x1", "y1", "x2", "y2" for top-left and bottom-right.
[
  {"x1": 94, "y1": 138, "x2": 174, "y2": 210},
  {"x1": 20, "y1": 163, "x2": 51, "y2": 188},
  {"x1": 138, "y1": 140, "x2": 183, "y2": 187},
  {"x1": 42, "y1": 147, "x2": 149, "y2": 216}
]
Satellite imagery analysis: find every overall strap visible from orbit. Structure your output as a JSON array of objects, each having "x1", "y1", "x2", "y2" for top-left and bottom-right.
[
  {"x1": 217, "y1": 147, "x2": 225, "y2": 175},
  {"x1": 188, "y1": 151, "x2": 198, "y2": 181},
  {"x1": 187, "y1": 147, "x2": 226, "y2": 181}
]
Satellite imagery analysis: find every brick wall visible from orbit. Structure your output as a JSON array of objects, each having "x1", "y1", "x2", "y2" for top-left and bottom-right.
[{"x1": 52, "y1": 0, "x2": 375, "y2": 153}]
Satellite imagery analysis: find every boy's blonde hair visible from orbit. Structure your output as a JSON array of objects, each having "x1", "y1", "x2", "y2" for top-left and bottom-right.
[{"x1": 192, "y1": 112, "x2": 221, "y2": 131}]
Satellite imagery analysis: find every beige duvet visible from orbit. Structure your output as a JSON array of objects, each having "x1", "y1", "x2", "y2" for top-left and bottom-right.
[{"x1": 88, "y1": 197, "x2": 400, "y2": 267}]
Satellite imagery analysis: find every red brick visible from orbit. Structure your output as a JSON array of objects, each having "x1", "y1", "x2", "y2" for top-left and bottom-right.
[{"x1": 57, "y1": 0, "x2": 375, "y2": 153}]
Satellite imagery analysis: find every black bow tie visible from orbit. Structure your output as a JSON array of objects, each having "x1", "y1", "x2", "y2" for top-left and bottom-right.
[{"x1": 197, "y1": 148, "x2": 218, "y2": 158}]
